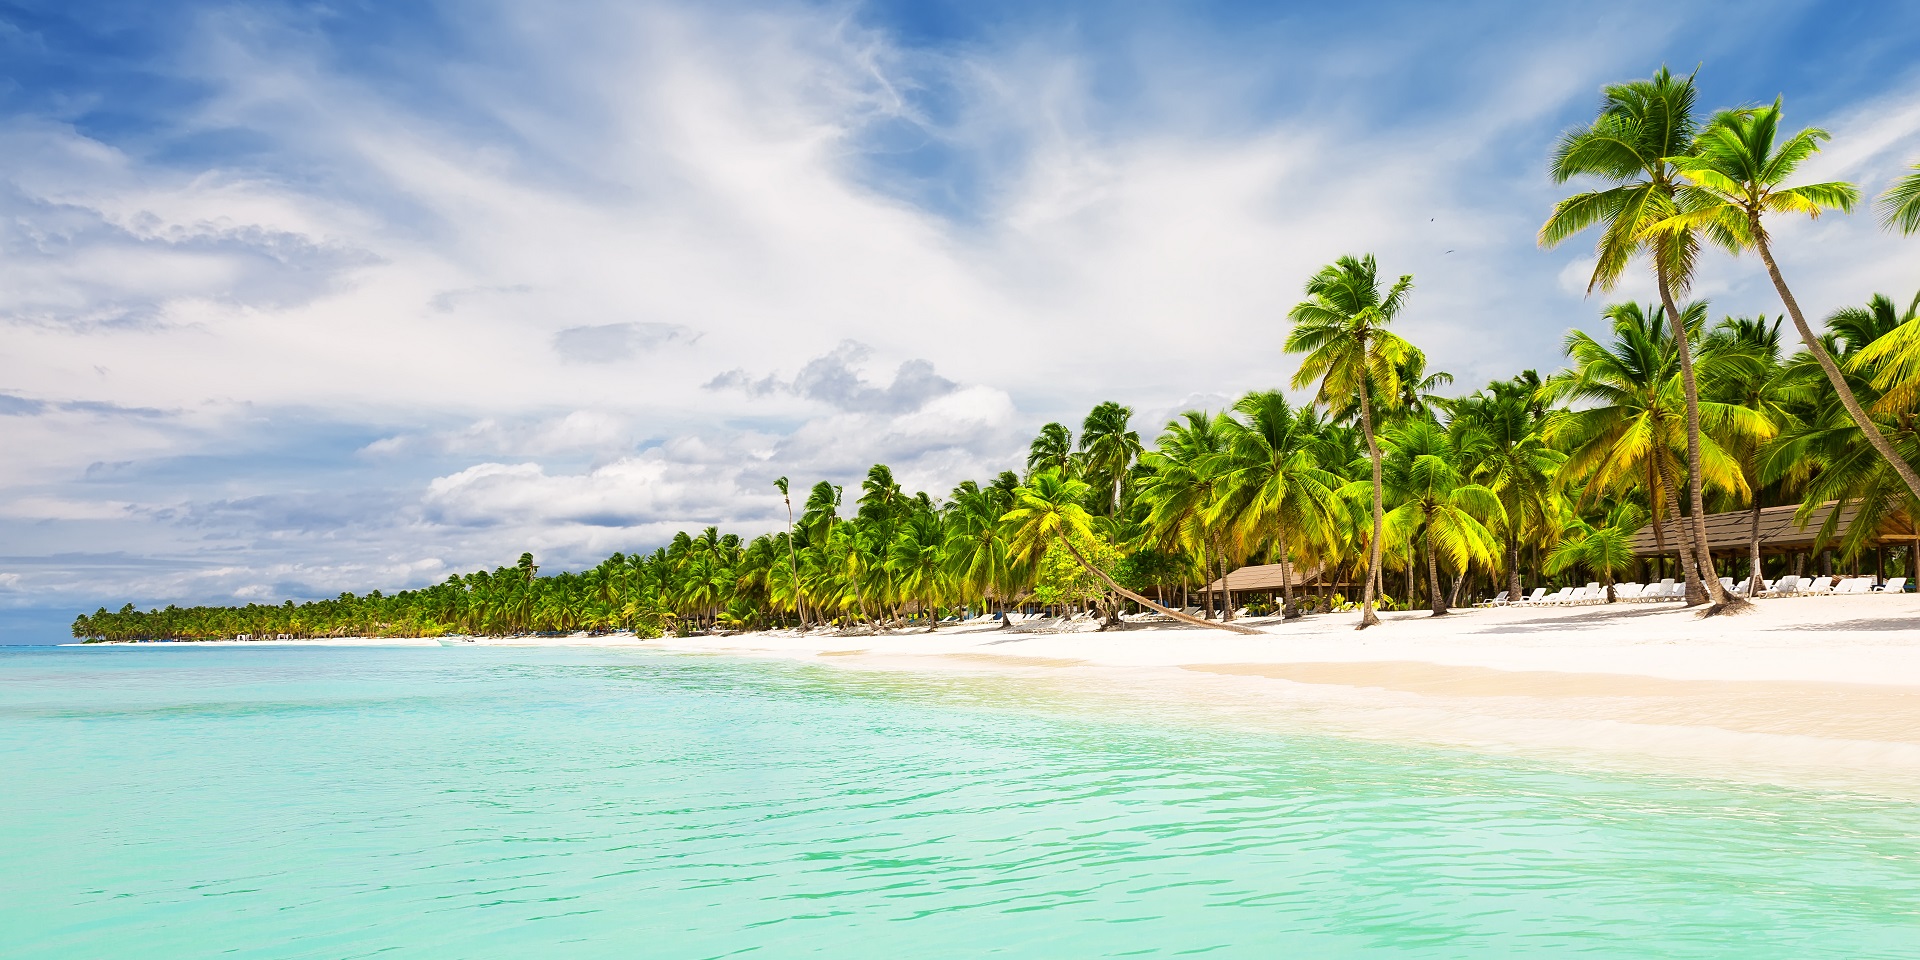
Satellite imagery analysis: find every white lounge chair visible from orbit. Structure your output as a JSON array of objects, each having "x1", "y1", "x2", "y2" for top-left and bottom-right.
[
  {"x1": 1768, "y1": 575, "x2": 1798, "y2": 597},
  {"x1": 1613, "y1": 583, "x2": 1643, "y2": 601},
  {"x1": 1515, "y1": 587, "x2": 1549, "y2": 606},
  {"x1": 1802, "y1": 576, "x2": 1835, "y2": 596},
  {"x1": 1877, "y1": 577, "x2": 1907, "y2": 593},
  {"x1": 1647, "y1": 578, "x2": 1676, "y2": 601},
  {"x1": 1481, "y1": 590, "x2": 1510, "y2": 607}
]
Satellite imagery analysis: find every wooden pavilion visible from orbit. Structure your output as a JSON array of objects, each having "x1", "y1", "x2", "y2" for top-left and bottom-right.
[{"x1": 1627, "y1": 500, "x2": 1919, "y2": 578}]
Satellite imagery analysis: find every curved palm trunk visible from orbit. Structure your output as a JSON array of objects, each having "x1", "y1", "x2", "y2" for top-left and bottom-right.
[
  {"x1": 1655, "y1": 454, "x2": 1707, "y2": 605},
  {"x1": 1748, "y1": 498, "x2": 1765, "y2": 597},
  {"x1": 1358, "y1": 386, "x2": 1385, "y2": 629},
  {"x1": 1656, "y1": 268, "x2": 1745, "y2": 612},
  {"x1": 1754, "y1": 231, "x2": 1920, "y2": 503},
  {"x1": 1060, "y1": 540, "x2": 1263, "y2": 635}
]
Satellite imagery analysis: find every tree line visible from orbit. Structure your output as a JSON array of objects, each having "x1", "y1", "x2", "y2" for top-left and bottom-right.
[{"x1": 76, "y1": 67, "x2": 1920, "y2": 642}]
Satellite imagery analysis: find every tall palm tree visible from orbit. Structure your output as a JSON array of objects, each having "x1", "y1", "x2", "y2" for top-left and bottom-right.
[
  {"x1": 774, "y1": 477, "x2": 808, "y2": 627},
  {"x1": 1882, "y1": 162, "x2": 1920, "y2": 235},
  {"x1": 1003, "y1": 470, "x2": 1260, "y2": 634},
  {"x1": 1209, "y1": 391, "x2": 1345, "y2": 618},
  {"x1": 1027, "y1": 422, "x2": 1074, "y2": 477},
  {"x1": 1656, "y1": 100, "x2": 1920, "y2": 505},
  {"x1": 1371, "y1": 419, "x2": 1505, "y2": 615},
  {"x1": 1079, "y1": 402, "x2": 1144, "y2": 515},
  {"x1": 1539, "y1": 66, "x2": 1742, "y2": 611},
  {"x1": 1286, "y1": 253, "x2": 1415, "y2": 629}
]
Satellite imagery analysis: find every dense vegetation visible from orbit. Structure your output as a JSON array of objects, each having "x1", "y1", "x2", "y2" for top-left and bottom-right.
[{"x1": 76, "y1": 69, "x2": 1920, "y2": 643}]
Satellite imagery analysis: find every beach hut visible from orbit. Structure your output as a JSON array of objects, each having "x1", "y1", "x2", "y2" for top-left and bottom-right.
[{"x1": 1626, "y1": 500, "x2": 1919, "y2": 583}]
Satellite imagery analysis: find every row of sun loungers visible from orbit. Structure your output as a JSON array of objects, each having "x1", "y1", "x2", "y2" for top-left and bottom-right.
[{"x1": 1484, "y1": 575, "x2": 1907, "y2": 607}]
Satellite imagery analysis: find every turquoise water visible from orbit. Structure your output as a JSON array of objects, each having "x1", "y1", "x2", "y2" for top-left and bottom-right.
[{"x1": 3, "y1": 646, "x2": 1917, "y2": 958}]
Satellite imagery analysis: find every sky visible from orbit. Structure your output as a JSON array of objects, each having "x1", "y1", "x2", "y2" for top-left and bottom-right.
[{"x1": 3, "y1": 0, "x2": 1919, "y2": 641}]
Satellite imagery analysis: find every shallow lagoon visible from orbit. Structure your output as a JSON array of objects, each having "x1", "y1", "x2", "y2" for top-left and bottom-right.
[{"x1": 4, "y1": 644, "x2": 1916, "y2": 958}]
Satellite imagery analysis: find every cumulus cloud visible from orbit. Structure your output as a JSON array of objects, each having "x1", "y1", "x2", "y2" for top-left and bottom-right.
[{"x1": 706, "y1": 339, "x2": 959, "y2": 412}]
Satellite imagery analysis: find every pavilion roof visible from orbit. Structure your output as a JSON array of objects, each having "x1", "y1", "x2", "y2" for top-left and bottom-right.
[{"x1": 1627, "y1": 500, "x2": 1916, "y2": 557}]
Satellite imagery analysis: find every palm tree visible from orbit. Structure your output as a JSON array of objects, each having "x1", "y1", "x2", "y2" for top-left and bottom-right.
[
  {"x1": 1448, "y1": 378, "x2": 1563, "y2": 602},
  {"x1": 1656, "y1": 100, "x2": 1920, "y2": 506},
  {"x1": 1209, "y1": 391, "x2": 1345, "y2": 618},
  {"x1": 1371, "y1": 419, "x2": 1505, "y2": 615},
  {"x1": 1545, "y1": 502, "x2": 1645, "y2": 603},
  {"x1": 1543, "y1": 302, "x2": 1770, "y2": 601},
  {"x1": 1701, "y1": 316, "x2": 1802, "y2": 594},
  {"x1": 774, "y1": 477, "x2": 808, "y2": 627},
  {"x1": 1286, "y1": 253, "x2": 1415, "y2": 629},
  {"x1": 1027, "y1": 422, "x2": 1074, "y2": 477},
  {"x1": 1079, "y1": 402, "x2": 1144, "y2": 515},
  {"x1": 1882, "y1": 162, "x2": 1920, "y2": 235},
  {"x1": 1136, "y1": 411, "x2": 1231, "y2": 618},
  {"x1": 1539, "y1": 66, "x2": 1743, "y2": 612},
  {"x1": 1003, "y1": 470, "x2": 1260, "y2": 634}
]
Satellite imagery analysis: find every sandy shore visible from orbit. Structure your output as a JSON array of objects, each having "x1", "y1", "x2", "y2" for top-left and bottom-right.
[
  {"x1": 647, "y1": 596, "x2": 1920, "y2": 794},
  {"x1": 84, "y1": 596, "x2": 1920, "y2": 792}
]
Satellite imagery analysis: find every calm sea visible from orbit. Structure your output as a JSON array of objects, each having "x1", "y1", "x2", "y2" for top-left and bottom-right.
[{"x1": 3, "y1": 644, "x2": 1916, "y2": 958}]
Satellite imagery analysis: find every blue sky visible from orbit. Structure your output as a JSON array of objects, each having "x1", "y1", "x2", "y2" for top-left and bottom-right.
[{"x1": 4, "y1": 0, "x2": 1919, "y2": 641}]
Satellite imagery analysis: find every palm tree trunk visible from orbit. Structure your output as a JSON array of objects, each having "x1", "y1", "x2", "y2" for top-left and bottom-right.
[
  {"x1": 1656, "y1": 266, "x2": 1743, "y2": 612},
  {"x1": 1754, "y1": 230, "x2": 1920, "y2": 503},
  {"x1": 1358, "y1": 384, "x2": 1385, "y2": 629},
  {"x1": 1426, "y1": 529, "x2": 1447, "y2": 615},
  {"x1": 1655, "y1": 454, "x2": 1707, "y2": 605},
  {"x1": 1507, "y1": 536, "x2": 1522, "y2": 603},
  {"x1": 1220, "y1": 557, "x2": 1235, "y2": 621},
  {"x1": 1060, "y1": 540, "x2": 1262, "y2": 635},
  {"x1": 1748, "y1": 498, "x2": 1765, "y2": 596},
  {"x1": 1278, "y1": 530, "x2": 1299, "y2": 619}
]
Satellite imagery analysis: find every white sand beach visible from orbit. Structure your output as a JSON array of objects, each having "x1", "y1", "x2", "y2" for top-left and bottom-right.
[{"x1": 642, "y1": 595, "x2": 1920, "y2": 794}]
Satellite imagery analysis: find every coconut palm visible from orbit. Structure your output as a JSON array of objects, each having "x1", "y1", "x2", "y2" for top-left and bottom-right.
[
  {"x1": 1654, "y1": 100, "x2": 1919, "y2": 508},
  {"x1": 1209, "y1": 391, "x2": 1345, "y2": 618},
  {"x1": 1370, "y1": 419, "x2": 1504, "y2": 615},
  {"x1": 1448, "y1": 377, "x2": 1564, "y2": 602},
  {"x1": 1543, "y1": 302, "x2": 1770, "y2": 601},
  {"x1": 1003, "y1": 470, "x2": 1260, "y2": 634},
  {"x1": 1882, "y1": 162, "x2": 1920, "y2": 235},
  {"x1": 1701, "y1": 316, "x2": 1803, "y2": 593},
  {"x1": 1079, "y1": 402, "x2": 1144, "y2": 515},
  {"x1": 1027, "y1": 422, "x2": 1074, "y2": 477},
  {"x1": 1286, "y1": 253, "x2": 1415, "y2": 629},
  {"x1": 1539, "y1": 66, "x2": 1742, "y2": 611},
  {"x1": 774, "y1": 477, "x2": 808, "y2": 627},
  {"x1": 1136, "y1": 411, "x2": 1232, "y2": 618},
  {"x1": 1849, "y1": 291, "x2": 1920, "y2": 412},
  {"x1": 1544, "y1": 502, "x2": 1645, "y2": 603}
]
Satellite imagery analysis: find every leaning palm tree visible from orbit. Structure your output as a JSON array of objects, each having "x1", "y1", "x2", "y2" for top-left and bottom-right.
[
  {"x1": 1539, "y1": 66, "x2": 1742, "y2": 612},
  {"x1": 1655, "y1": 100, "x2": 1920, "y2": 506},
  {"x1": 1882, "y1": 162, "x2": 1920, "y2": 235},
  {"x1": 1079, "y1": 402, "x2": 1144, "y2": 515},
  {"x1": 1286, "y1": 254, "x2": 1415, "y2": 629},
  {"x1": 1003, "y1": 470, "x2": 1260, "y2": 634}
]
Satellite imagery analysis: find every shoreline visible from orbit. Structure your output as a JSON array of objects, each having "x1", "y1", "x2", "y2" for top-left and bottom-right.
[{"x1": 69, "y1": 596, "x2": 1920, "y2": 794}]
